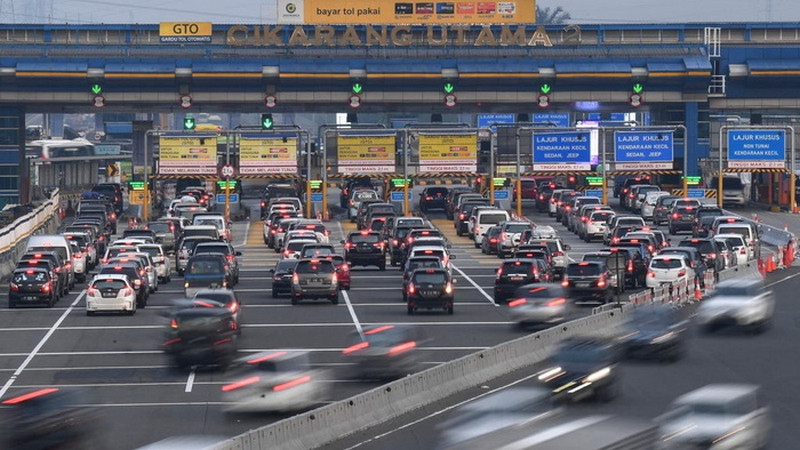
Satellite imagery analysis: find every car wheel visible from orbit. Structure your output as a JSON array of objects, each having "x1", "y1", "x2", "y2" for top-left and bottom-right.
[
  {"x1": 456, "y1": 228, "x2": 463, "y2": 237},
  {"x1": 378, "y1": 262, "x2": 386, "y2": 271},
  {"x1": 331, "y1": 295, "x2": 339, "y2": 305},
  {"x1": 407, "y1": 306, "x2": 414, "y2": 315},
  {"x1": 86, "y1": 311, "x2": 94, "y2": 316},
  {"x1": 272, "y1": 289, "x2": 278, "y2": 298},
  {"x1": 291, "y1": 296, "x2": 298, "y2": 305},
  {"x1": 474, "y1": 241, "x2": 480, "y2": 249},
  {"x1": 446, "y1": 305, "x2": 454, "y2": 315},
  {"x1": 596, "y1": 382, "x2": 618, "y2": 403},
  {"x1": 8, "y1": 301, "x2": 15, "y2": 309},
  {"x1": 177, "y1": 269, "x2": 184, "y2": 276}
]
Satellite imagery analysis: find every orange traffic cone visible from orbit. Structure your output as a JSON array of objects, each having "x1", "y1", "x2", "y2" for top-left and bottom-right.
[
  {"x1": 758, "y1": 258, "x2": 766, "y2": 277},
  {"x1": 694, "y1": 277, "x2": 703, "y2": 301}
]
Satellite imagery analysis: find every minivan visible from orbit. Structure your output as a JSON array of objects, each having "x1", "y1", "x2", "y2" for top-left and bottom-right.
[
  {"x1": 473, "y1": 209, "x2": 511, "y2": 248},
  {"x1": 26, "y1": 235, "x2": 74, "y2": 289},
  {"x1": 722, "y1": 175, "x2": 746, "y2": 207}
]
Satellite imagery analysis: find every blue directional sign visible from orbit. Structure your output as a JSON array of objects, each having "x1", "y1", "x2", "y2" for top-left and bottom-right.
[
  {"x1": 216, "y1": 193, "x2": 239, "y2": 203},
  {"x1": 727, "y1": 129, "x2": 785, "y2": 161},
  {"x1": 686, "y1": 188, "x2": 706, "y2": 198},
  {"x1": 532, "y1": 131, "x2": 591, "y2": 164},
  {"x1": 311, "y1": 193, "x2": 323, "y2": 202},
  {"x1": 390, "y1": 191, "x2": 412, "y2": 201},
  {"x1": 614, "y1": 131, "x2": 674, "y2": 162},
  {"x1": 493, "y1": 190, "x2": 509, "y2": 200},
  {"x1": 533, "y1": 113, "x2": 570, "y2": 128},
  {"x1": 478, "y1": 113, "x2": 515, "y2": 130},
  {"x1": 584, "y1": 189, "x2": 603, "y2": 198}
]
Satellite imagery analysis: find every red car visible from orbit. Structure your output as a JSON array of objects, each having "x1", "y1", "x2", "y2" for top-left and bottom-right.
[{"x1": 327, "y1": 254, "x2": 351, "y2": 290}]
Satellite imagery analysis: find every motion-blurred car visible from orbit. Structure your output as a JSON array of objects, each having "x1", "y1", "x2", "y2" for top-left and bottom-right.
[
  {"x1": 536, "y1": 337, "x2": 621, "y2": 403},
  {"x1": 507, "y1": 284, "x2": 570, "y2": 328},
  {"x1": 222, "y1": 351, "x2": 328, "y2": 413},
  {"x1": 162, "y1": 306, "x2": 239, "y2": 370},
  {"x1": 618, "y1": 304, "x2": 688, "y2": 362},
  {"x1": 192, "y1": 288, "x2": 242, "y2": 327},
  {"x1": 656, "y1": 384, "x2": 770, "y2": 449},
  {"x1": 696, "y1": 278, "x2": 775, "y2": 333},
  {"x1": 341, "y1": 324, "x2": 427, "y2": 380}
]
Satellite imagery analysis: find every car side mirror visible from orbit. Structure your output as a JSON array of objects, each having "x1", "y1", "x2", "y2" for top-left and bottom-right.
[
  {"x1": 452, "y1": 278, "x2": 458, "y2": 284},
  {"x1": 267, "y1": 268, "x2": 274, "y2": 273},
  {"x1": 235, "y1": 251, "x2": 242, "y2": 256},
  {"x1": 446, "y1": 244, "x2": 452, "y2": 249},
  {"x1": 450, "y1": 255, "x2": 456, "y2": 260},
  {"x1": 340, "y1": 239, "x2": 346, "y2": 244},
  {"x1": 564, "y1": 244, "x2": 571, "y2": 251}
]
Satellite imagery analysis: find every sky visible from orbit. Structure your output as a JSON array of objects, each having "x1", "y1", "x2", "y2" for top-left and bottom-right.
[{"x1": 2, "y1": 0, "x2": 800, "y2": 24}]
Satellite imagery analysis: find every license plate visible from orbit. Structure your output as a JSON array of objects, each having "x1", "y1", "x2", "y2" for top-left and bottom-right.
[
  {"x1": 23, "y1": 296, "x2": 38, "y2": 301},
  {"x1": 509, "y1": 275, "x2": 525, "y2": 280},
  {"x1": 102, "y1": 292, "x2": 117, "y2": 298},
  {"x1": 576, "y1": 282, "x2": 590, "y2": 288},
  {"x1": 422, "y1": 291, "x2": 440, "y2": 297}
]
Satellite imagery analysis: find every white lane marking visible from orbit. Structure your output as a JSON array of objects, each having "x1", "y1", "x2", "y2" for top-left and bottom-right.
[
  {"x1": 184, "y1": 370, "x2": 195, "y2": 393},
  {"x1": 344, "y1": 370, "x2": 544, "y2": 449},
  {"x1": 497, "y1": 416, "x2": 612, "y2": 450},
  {"x1": 156, "y1": 288, "x2": 272, "y2": 294},
  {"x1": 0, "y1": 290, "x2": 85, "y2": 399},
  {"x1": 338, "y1": 286, "x2": 493, "y2": 291},
  {"x1": 341, "y1": 289, "x2": 364, "y2": 339},
  {"x1": 451, "y1": 264, "x2": 497, "y2": 306},
  {"x1": 238, "y1": 221, "x2": 251, "y2": 248},
  {"x1": 0, "y1": 365, "x2": 170, "y2": 372},
  {"x1": 766, "y1": 270, "x2": 800, "y2": 288}
]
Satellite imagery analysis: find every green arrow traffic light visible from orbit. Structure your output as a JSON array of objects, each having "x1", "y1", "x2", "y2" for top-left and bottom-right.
[
  {"x1": 90, "y1": 84, "x2": 102, "y2": 95},
  {"x1": 443, "y1": 82, "x2": 455, "y2": 94},
  {"x1": 633, "y1": 83, "x2": 644, "y2": 94},
  {"x1": 352, "y1": 83, "x2": 363, "y2": 94},
  {"x1": 540, "y1": 84, "x2": 551, "y2": 94},
  {"x1": 261, "y1": 113, "x2": 274, "y2": 130},
  {"x1": 183, "y1": 117, "x2": 196, "y2": 130}
]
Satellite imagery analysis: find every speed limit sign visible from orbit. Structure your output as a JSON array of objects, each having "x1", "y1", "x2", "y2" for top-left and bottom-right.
[{"x1": 221, "y1": 164, "x2": 234, "y2": 179}]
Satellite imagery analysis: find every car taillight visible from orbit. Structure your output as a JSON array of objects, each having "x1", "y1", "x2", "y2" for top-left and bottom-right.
[
  {"x1": 677, "y1": 269, "x2": 686, "y2": 277},
  {"x1": 672, "y1": 213, "x2": 680, "y2": 219},
  {"x1": 392, "y1": 239, "x2": 399, "y2": 246},
  {"x1": 54, "y1": 267, "x2": 61, "y2": 273},
  {"x1": 273, "y1": 375, "x2": 312, "y2": 392},
  {"x1": 41, "y1": 283, "x2": 51, "y2": 293},
  {"x1": 740, "y1": 248, "x2": 747, "y2": 255},
  {"x1": 345, "y1": 242, "x2": 354, "y2": 250},
  {"x1": 222, "y1": 376, "x2": 260, "y2": 392},
  {"x1": 87, "y1": 287, "x2": 98, "y2": 296},
  {"x1": 110, "y1": 213, "x2": 116, "y2": 220},
  {"x1": 459, "y1": 213, "x2": 465, "y2": 220},
  {"x1": 581, "y1": 217, "x2": 589, "y2": 222},
  {"x1": 508, "y1": 298, "x2": 527, "y2": 308},
  {"x1": 332, "y1": 273, "x2": 338, "y2": 285},
  {"x1": 647, "y1": 271, "x2": 655, "y2": 278},
  {"x1": 538, "y1": 194, "x2": 544, "y2": 200},
  {"x1": 444, "y1": 282, "x2": 453, "y2": 294},
  {"x1": 342, "y1": 341, "x2": 370, "y2": 354},
  {"x1": 611, "y1": 237, "x2": 620, "y2": 244},
  {"x1": 547, "y1": 297, "x2": 566, "y2": 307},
  {"x1": 9, "y1": 283, "x2": 18, "y2": 291},
  {"x1": 648, "y1": 245, "x2": 655, "y2": 253},
  {"x1": 388, "y1": 341, "x2": 417, "y2": 355},
  {"x1": 122, "y1": 287, "x2": 134, "y2": 296},
  {"x1": 500, "y1": 233, "x2": 508, "y2": 241},
  {"x1": 407, "y1": 282, "x2": 416, "y2": 294},
  {"x1": 489, "y1": 238, "x2": 498, "y2": 243},
  {"x1": 425, "y1": 196, "x2": 433, "y2": 201},
  {"x1": 627, "y1": 260, "x2": 634, "y2": 273},
  {"x1": 134, "y1": 279, "x2": 141, "y2": 287},
  {"x1": 284, "y1": 250, "x2": 291, "y2": 257},
  {"x1": 292, "y1": 273, "x2": 299, "y2": 284},
  {"x1": 374, "y1": 242, "x2": 384, "y2": 248},
  {"x1": 552, "y1": 251, "x2": 564, "y2": 257},
  {"x1": 73, "y1": 252, "x2": 82, "y2": 259},
  {"x1": 340, "y1": 264, "x2": 349, "y2": 272},
  {"x1": 561, "y1": 278, "x2": 569, "y2": 287},
  {"x1": 597, "y1": 277, "x2": 606, "y2": 288},
  {"x1": 708, "y1": 253, "x2": 717, "y2": 259},
  {"x1": 261, "y1": 201, "x2": 266, "y2": 208},
  {"x1": 139, "y1": 269, "x2": 145, "y2": 276},
  {"x1": 629, "y1": 193, "x2": 635, "y2": 198},
  {"x1": 226, "y1": 254, "x2": 234, "y2": 261},
  {"x1": 496, "y1": 267, "x2": 503, "y2": 280}
]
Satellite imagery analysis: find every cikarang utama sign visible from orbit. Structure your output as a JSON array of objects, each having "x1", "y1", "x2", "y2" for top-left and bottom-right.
[{"x1": 226, "y1": 24, "x2": 565, "y2": 47}]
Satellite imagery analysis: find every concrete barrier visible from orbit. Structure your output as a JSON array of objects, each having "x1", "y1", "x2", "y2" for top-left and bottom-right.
[
  {"x1": 717, "y1": 259, "x2": 762, "y2": 283},
  {"x1": 0, "y1": 190, "x2": 61, "y2": 281},
  {"x1": 210, "y1": 308, "x2": 630, "y2": 450}
]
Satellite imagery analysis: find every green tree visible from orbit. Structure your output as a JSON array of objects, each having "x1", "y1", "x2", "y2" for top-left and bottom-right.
[{"x1": 536, "y1": 6, "x2": 572, "y2": 25}]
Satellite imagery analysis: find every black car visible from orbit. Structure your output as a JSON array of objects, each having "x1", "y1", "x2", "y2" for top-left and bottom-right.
[
  {"x1": 679, "y1": 238, "x2": 725, "y2": 273},
  {"x1": 535, "y1": 181, "x2": 559, "y2": 212},
  {"x1": 614, "y1": 176, "x2": 650, "y2": 201},
  {"x1": 261, "y1": 183, "x2": 301, "y2": 217},
  {"x1": 536, "y1": 337, "x2": 621, "y2": 402},
  {"x1": 269, "y1": 259, "x2": 298, "y2": 298},
  {"x1": 402, "y1": 256, "x2": 445, "y2": 301},
  {"x1": 494, "y1": 259, "x2": 546, "y2": 304},
  {"x1": 652, "y1": 195, "x2": 682, "y2": 225},
  {"x1": 92, "y1": 182, "x2": 124, "y2": 214},
  {"x1": 445, "y1": 188, "x2": 477, "y2": 220},
  {"x1": 419, "y1": 187, "x2": 449, "y2": 212},
  {"x1": 668, "y1": 204, "x2": 698, "y2": 235},
  {"x1": 692, "y1": 206, "x2": 725, "y2": 237},
  {"x1": 389, "y1": 225, "x2": 417, "y2": 266},
  {"x1": 0, "y1": 387, "x2": 97, "y2": 450},
  {"x1": 562, "y1": 262, "x2": 613, "y2": 303},
  {"x1": 16, "y1": 258, "x2": 62, "y2": 300},
  {"x1": 162, "y1": 307, "x2": 239, "y2": 369},
  {"x1": 20, "y1": 251, "x2": 69, "y2": 297},
  {"x1": 8, "y1": 267, "x2": 56, "y2": 308},
  {"x1": 455, "y1": 201, "x2": 491, "y2": 236},
  {"x1": 400, "y1": 228, "x2": 444, "y2": 264},
  {"x1": 604, "y1": 247, "x2": 648, "y2": 289},
  {"x1": 406, "y1": 268, "x2": 454, "y2": 315},
  {"x1": 344, "y1": 231, "x2": 386, "y2": 270},
  {"x1": 340, "y1": 177, "x2": 373, "y2": 208},
  {"x1": 98, "y1": 263, "x2": 148, "y2": 307},
  {"x1": 481, "y1": 225, "x2": 503, "y2": 255},
  {"x1": 122, "y1": 229, "x2": 157, "y2": 242},
  {"x1": 620, "y1": 304, "x2": 688, "y2": 362}
]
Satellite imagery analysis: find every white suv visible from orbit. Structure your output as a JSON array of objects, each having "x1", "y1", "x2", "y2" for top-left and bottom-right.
[
  {"x1": 86, "y1": 274, "x2": 137, "y2": 315},
  {"x1": 645, "y1": 254, "x2": 694, "y2": 289}
]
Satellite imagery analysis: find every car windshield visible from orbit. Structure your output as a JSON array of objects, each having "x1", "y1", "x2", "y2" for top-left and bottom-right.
[
  {"x1": 591, "y1": 212, "x2": 614, "y2": 222},
  {"x1": 196, "y1": 245, "x2": 230, "y2": 255},
  {"x1": 13, "y1": 272, "x2": 47, "y2": 282},
  {"x1": 722, "y1": 236, "x2": 745, "y2": 247},
  {"x1": 567, "y1": 264, "x2": 602, "y2": 276},
  {"x1": 395, "y1": 228, "x2": 414, "y2": 240},
  {"x1": 652, "y1": 258, "x2": 683, "y2": 269},
  {"x1": 295, "y1": 261, "x2": 334, "y2": 274},
  {"x1": 480, "y1": 213, "x2": 508, "y2": 225},
  {"x1": 682, "y1": 241, "x2": 715, "y2": 253},
  {"x1": 619, "y1": 218, "x2": 644, "y2": 226},
  {"x1": 415, "y1": 249, "x2": 444, "y2": 259},
  {"x1": 148, "y1": 222, "x2": 171, "y2": 233},
  {"x1": 302, "y1": 247, "x2": 334, "y2": 257},
  {"x1": 351, "y1": 234, "x2": 380, "y2": 244},
  {"x1": 504, "y1": 224, "x2": 530, "y2": 233},
  {"x1": 188, "y1": 260, "x2": 224, "y2": 275},
  {"x1": 92, "y1": 279, "x2": 127, "y2": 290},
  {"x1": 139, "y1": 247, "x2": 161, "y2": 258},
  {"x1": 413, "y1": 272, "x2": 447, "y2": 284},
  {"x1": 195, "y1": 218, "x2": 223, "y2": 228},
  {"x1": 427, "y1": 188, "x2": 448, "y2": 196},
  {"x1": 718, "y1": 226, "x2": 751, "y2": 238},
  {"x1": 287, "y1": 241, "x2": 314, "y2": 251},
  {"x1": 408, "y1": 259, "x2": 441, "y2": 271}
]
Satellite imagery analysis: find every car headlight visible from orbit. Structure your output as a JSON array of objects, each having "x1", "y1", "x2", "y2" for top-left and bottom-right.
[
  {"x1": 583, "y1": 367, "x2": 611, "y2": 383},
  {"x1": 537, "y1": 366, "x2": 563, "y2": 382},
  {"x1": 650, "y1": 331, "x2": 675, "y2": 344}
]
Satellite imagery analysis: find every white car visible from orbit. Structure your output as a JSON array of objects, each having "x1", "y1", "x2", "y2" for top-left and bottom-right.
[
  {"x1": 473, "y1": 209, "x2": 511, "y2": 247},
  {"x1": 111, "y1": 238, "x2": 150, "y2": 247},
  {"x1": 193, "y1": 213, "x2": 232, "y2": 242},
  {"x1": 714, "y1": 233, "x2": 751, "y2": 265},
  {"x1": 696, "y1": 278, "x2": 774, "y2": 333},
  {"x1": 657, "y1": 384, "x2": 770, "y2": 449},
  {"x1": 291, "y1": 221, "x2": 330, "y2": 244},
  {"x1": 348, "y1": 189, "x2": 380, "y2": 220},
  {"x1": 138, "y1": 244, "x2": 171, "y2": 283},
  {"x1": 281, "y1": 239, "x2": 318, "y2": 260},
  {"x1": 582, "y1": 210, "x2": 615, "y2": 243},
  {"x1": 640, "y1": 191, "x2": 670, "y2": 220},
  {"x1": 222, "y1": 351, "x2": 328, "y2": 413},
  {"x1": 85, "y1": 274, "x2": 137, "y2": 315},
  {"x1": 274, "y1": 218, "x2": 303, "y2": 250},
  {"x1": 645, "y1": 254, "x2": 694, "y2": 289},
  {"x1": 68, "y1": 241, "x2": 87, "y2": 283}
]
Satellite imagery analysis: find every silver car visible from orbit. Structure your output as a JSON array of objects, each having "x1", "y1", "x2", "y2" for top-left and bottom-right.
[
  {"x1": 507, "y1": 284, "x2": 571, "y2": 327},
  {"x1": 696, "y1": 278, "x2": 775, "y2": 333}
]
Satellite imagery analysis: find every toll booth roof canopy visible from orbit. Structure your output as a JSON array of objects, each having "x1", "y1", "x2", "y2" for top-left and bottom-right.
[
  {"x1": 365, "y1": 62, "x2": 442, "y2": 73},
  {"x1": 747, "y1": 59, "x2": 800, "y2": 71},
  {"x1": 279, "y1": 61, "x2": 350, "y2": 73},
  {"x1": 457, "y1": 61, "x2": 540, "y2": 73},
  {"x1": 17, "y1": 61, "x2": 87, "y2": 72},
  {"x1": 192, "y1": 62, "x2": 263, "y2": 73},
  {"x1": 554, "y1": 61, "x2": 632, "y2": 73},
  {"x1": 104, "y1": 63, "x2": 175, "y2": 73}
]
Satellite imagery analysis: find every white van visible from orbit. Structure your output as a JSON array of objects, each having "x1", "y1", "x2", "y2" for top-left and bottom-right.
[
  {"x1": 473, "y1": 209, "x2": 511, "y2": 247},
  {"x1": 716, "y1": 222, "x2": 760, "y2": 259},
  {"x1": 721, "y1": 175, "x2": 746, "y2": 207},
  {"x1": 26, "y1": 235, "x2": 74, "y2": 288},
  {"x1": 192, "y1": 214, "x2": 231, "y2": 242}
]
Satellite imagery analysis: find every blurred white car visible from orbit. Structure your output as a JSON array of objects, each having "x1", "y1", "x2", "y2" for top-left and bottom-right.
[
  {"x1": 657, "y1": 384, "x2": 770, "y2": 449},
  {"x1": 645, "y1": 254, "x2": 695, "y2": 289},
  {"x1": 138, "y1": 244, "x2": 171, "y2": 283},
  {"x1": 696, "y1": 278, "x2": 774, "y2": 333},
  {"x1": 222, "y1": 351, "x2": 328, "y2": 413},
  {"x1": 85, "y1": 274, "x2": 136, "y2": 315}
]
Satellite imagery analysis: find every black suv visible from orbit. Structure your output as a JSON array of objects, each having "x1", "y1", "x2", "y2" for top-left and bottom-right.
[
  {"x1": 419, "y1": 187, "x2": 449, "y2": 212},
  {"x1": 8, "y1": 267, "x2": 56, "y2": 308},
  {"x1": 692, "y1": 206, "x2": 725, "y2": 237},
  {"x1": 614, "y1": 176, "x2": 650, "y2": 201},
  {"x1": 562, "y1": 262, "x2": 613, "y2": 303},
  {"x1": 260, "y1": 183, "x2": 300, "y2": 217},
  {"x1": 390, "y1": 225, "x2": 418, "y2": 266},
  {"x1": 603, "y1": 247, "x2": 648, "y2": 289},
  {"x1": 494, "y1": 259, "x2": 545, "y2": 304},
  {"x1": 679, "y1": 238, "x2": 725, "y2": 273},
  {"x1": 269, "y1": 259, "x2": 298, "y2": 298},
  {"x1": 537, "y1": 337, "x2": 621, "y2": 402},
  {"x1": 445, "y1": 188, "x2": 477, "y2": 220},
  {"x1": 668, "y1": 204, "x2": 698, "y2": 235},
  {"x1": 162, "y1": 307, "x2": 239, "y2": 369},
  {"x1": 406, "y1": 268, "x2": 454, "y2": 315},
  {"x1": 92, "y1": 183, "x2": 124, "y2": 214},
  {"x1": 343, "y1": 231, "x2": 386, "y2": 270}
]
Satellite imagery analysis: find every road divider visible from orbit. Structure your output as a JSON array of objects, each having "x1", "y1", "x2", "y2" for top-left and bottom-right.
[
  {"x1": 210, "y1": 308, "x2": 629, "y2": 450},
  {"x1": 0, "y1": 190, "x2": 61, "y2": 281}
]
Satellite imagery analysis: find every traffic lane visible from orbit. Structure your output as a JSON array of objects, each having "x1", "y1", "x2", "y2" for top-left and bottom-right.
[{"x1": 740, "y1": 206, "x2": 800, "y2": 236}]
